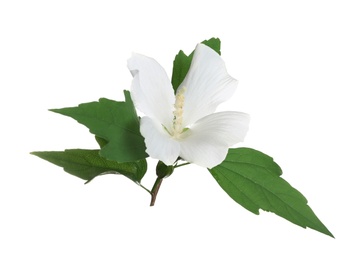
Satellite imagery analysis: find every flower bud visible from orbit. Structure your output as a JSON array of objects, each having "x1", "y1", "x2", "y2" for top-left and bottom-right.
[{"x1": 156, "y1": 161, "x2": 174, "y2": 178}]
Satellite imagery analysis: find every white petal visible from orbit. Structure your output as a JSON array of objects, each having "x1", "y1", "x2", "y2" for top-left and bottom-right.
[
  {"x1": 140, "y1": 116, "x2": 180, "y2": 165},
  {"x1": 179, "y1": 111, "x2": 250, "y2": 168},
  {"x1": 128, "y1": 53, "x2": 175, "y2": 128},
  {"x1": 179, "y1": 44, "x2": 238, "y2": 126}
]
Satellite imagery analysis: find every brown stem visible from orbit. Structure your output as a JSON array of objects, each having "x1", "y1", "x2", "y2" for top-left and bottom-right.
[{"x1": 150, "y1": 177, "x2": 163, "y2": 206}]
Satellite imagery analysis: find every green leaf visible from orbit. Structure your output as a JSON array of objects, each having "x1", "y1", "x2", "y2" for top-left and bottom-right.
[
  {"x1": 202, "y1": 37, "x2": 221, "y2": 55},
  {"x1": 171, "y1": 37, "x2": 221, "y2": 92},
  {"x1": 50, "y1": 90, "x2": 148, "y2": 163},
  {"x1": 95, "y1": 136, "x2": 108, "y2": 148},
  {"x1": 209, "y1": 148, "x2": 333, "y2": 237},
  {"x1": 31, "y1": 149, "x2": 147, "y2": 184}
]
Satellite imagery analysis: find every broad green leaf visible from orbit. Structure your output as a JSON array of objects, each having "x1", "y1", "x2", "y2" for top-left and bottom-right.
[
  {"x1": 209, "y1": 148, "x2": 333, "y2": 237},
  {"x1": 31, "y1": 149, "x2": 147, "y2": 184},
  {"x1": 171, "y1": 37, "x2": 221, "y2": 92},
  {"x1": 50, "y1": 90, "x2": 148, "y2": 163}
]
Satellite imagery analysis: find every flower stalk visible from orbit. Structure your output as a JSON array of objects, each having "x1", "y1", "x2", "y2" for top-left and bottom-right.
[
  {"x1": 150, "y1": 176, "x2": 163, "y2": 206},
  {"x1": 149, "y1": 161, "x2": 175, "y2": 206}
]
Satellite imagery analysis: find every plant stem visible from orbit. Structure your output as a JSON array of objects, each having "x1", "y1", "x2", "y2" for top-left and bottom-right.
[
  {"x1": 174, "y1": 162, "x2": 190, "y2": 168},
  {"x1": 149, "y1": 160, "x2": 188, "y2": 206},
  {"x1": 150, "y1": 177, "x2": 163, "y2": 206}
]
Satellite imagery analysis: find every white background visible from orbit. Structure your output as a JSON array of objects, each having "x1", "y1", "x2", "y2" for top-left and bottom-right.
[{"x1": 1, "y1": 0, "x2": 361, "y2": 259}]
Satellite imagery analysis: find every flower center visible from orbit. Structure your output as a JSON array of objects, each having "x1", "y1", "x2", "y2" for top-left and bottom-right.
[{"x1": 171, "y1": 86, "x2": 187, "y2": 139}]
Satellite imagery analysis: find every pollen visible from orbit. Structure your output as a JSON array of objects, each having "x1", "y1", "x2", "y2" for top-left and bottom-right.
[{"x1": 171, "y1": 86, "x2": 186, "y2": 138}]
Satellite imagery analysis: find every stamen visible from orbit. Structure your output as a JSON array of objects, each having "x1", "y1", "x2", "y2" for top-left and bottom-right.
[{"x1": 172, "y1": 86, "x2": 186, "y2": 138}]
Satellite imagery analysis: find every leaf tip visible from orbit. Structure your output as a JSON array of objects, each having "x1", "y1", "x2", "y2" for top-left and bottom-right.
[
  {"x1": 48, "y1": 108, "x2": 65, "y2": 116},
  {"x1": 320, "y1": 226, "x2": 335, "y2": 238},
  {"x1": 123, "y1": 90, "x2": 132, "y2": 102},
  {"x1": 201, "y1": 37, "x2": 221, "y2": 55},
  {"x1": 30, "y1": 151, "x2": 41, "y2": 157}
]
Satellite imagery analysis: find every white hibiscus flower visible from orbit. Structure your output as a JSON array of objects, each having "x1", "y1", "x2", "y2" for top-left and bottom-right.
[{"x1": 128, "y1": 44, "x2": 250, "y2": 168}]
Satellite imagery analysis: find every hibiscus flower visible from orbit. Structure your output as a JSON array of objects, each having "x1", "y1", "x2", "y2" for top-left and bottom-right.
[{"x1": 128, "y1": 44, "x2": 250, "y2": 168}]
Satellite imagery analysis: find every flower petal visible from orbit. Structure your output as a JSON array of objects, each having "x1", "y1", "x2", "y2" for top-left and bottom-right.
[
  {"x1": 128, "y1": 53, "x2": 175, "y2": 128},
  {"x1": 179, "y1": 44, "x2": 238, "y2": 126},
  {"x1": 140, "y1": 116, "x2": 180, "y2": 165},
  {"x1": 179, "y1": 111, "x2": 250, "y2": 168}
]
